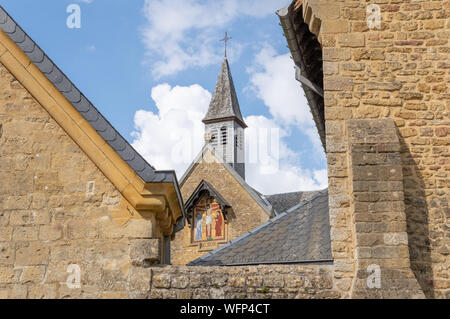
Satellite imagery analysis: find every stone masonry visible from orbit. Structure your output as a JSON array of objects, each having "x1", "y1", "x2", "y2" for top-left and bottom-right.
[
  {"x1": 0, "y1": 62, "x2": 162, "y2": 298},
  {"x1": 147, "y1": 265, "x2": 340, "y2": 299},
  {"x1": 346, "y1": 119, "x2": 424, "y2": 298},
  {"x1": 297, "y1": 0, "x2": 448, "y2": 298},
  {"x1": 0, "y1": 0, "x2": 448, "y2": 299}
]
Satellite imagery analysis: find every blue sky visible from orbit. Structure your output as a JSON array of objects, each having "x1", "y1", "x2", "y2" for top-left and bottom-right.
[{"x1": 1, "y1": 0, "x2": 327, "y2": 194}]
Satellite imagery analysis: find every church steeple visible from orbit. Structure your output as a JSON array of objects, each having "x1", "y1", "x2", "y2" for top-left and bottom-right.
[
  {"x1": 203, "y1": 55, "x2": 247, "y2": 180},
  {"x1": 203, "y1": 57, "x2": 247, "y2": 128}
]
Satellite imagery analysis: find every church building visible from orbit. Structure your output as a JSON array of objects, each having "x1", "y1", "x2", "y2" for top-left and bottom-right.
[
  {"x1": 170, "y1": 56, "x2": 275, "y2": 265},
  {"x1": 170, "y1": 54, "x2": 322, "y2": 266},
  {"x1": 1, "y1": 1, "x2": 447, "y2": 299}
]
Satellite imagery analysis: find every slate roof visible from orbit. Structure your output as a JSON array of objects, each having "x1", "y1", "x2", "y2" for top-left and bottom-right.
[
  {"x1": 203, "y1": 57, "x2": 247, "y2": 128},
  {"x1": 265, "y1": 190, "x2": 321, "y2": 214},
  {"x1": 188, "y1": 189, "x2": 332, "y2": 266},
  {"x1": 0, "y1": 6, "x2": 184, "y2": 206}
]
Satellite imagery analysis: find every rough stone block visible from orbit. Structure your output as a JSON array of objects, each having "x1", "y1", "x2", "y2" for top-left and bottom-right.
[
  {"x1": 129, "y1": 239, "x2": 160, "y2": 264},
  {"x1": 338, "y1": 34, "x2": 365, "y2": 47},
  {"x1": 334, "y1": 260, "x2": 354, "y2": 273},
  {"x1": 0, "y1": 212, "x2": 9, "y2": 227},
  {"x1": 99, "y1": 218, "x2": 154, "y2": 239},
  {"x1": 322, "y1": 20, "x2": 349, "y2": 34},
  {"x1": 129, "y1": 266, "x2": 151, "y2": 293},
  {"x1": 323, "y1": 48, "x2": 351, "y2": 62},
  {"x1": 342, "y1": 62, "x2": 365, "y2": 71},
  {"x1": 210, "y1": 287, "x2": 225, "y2": 299},
  {"x1": 263, "y1": 276, "x2": 284, "y2": 288},
  {"x1": 153, "y1": 273, "x2": 171, "y2": 289},
  {"x1": 285, "y1": 275, "x2": 304, "y2": 288},
  {"x1": 39, "y1": 224, "x2": 63, "y2": 241},
  {"x1": 229, "y1": 276, "x2": 246, "y2": 288},
  {"x1": 0, "y1": 267, "x2": 14, "y2": 283},
  {"x1": 247, "y1": 275, "x2": 263, "y2": 287},
  {"x1": 356, "y1": 233, "x2": 384, "y2": 247},
  {"x1": 0, "y1": 227, "x2": 13, "y2": 241},
  {"x1": 20, "y1": 265, "x2": 46, "y2": 283},
  {"x1": 171, "y1": 275, "x2": 189, "y2": 289},
  {"x1": 323, "y1": 62, "x2": 339, "y2": 75},
  {"x1": 383, "y1": 233, "x2": 408, "y2": 246},
  {"x1": 0, "y1": 243, "x2": 14, "y2": 265},
  {"x1": 12, "y1": 226, "x2": 38, "y2": 241},
  {"x1": 9, "y1": 211, "x2": 50, "y2": 226},
  {"x1": 324, "y1": 77, "x2": 354, "y2": 91},
  {"x1": 15, "y1": 242, "x2": 49, "y2": 266},
  {"x1": 66, "y1": 219, "x2": 98, "y2": 240}
]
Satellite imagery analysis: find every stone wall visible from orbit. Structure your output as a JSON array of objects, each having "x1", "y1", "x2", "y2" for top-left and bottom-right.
[
  {"x1": 0, "y1": 62, "x2": 161, "y2": 298},
  {"x1": 171, "y1": 150, "x2": 270, "y2": 265},
  {"x1": 0, "y1": 0, "x2": 447, "y2": 299},
  {"x1": 299, "y1": 0, "x2": 449, "y2": 298},
  {"x1": 346, "y1": 119, "x2": 424, "y2": 298},
  {"x1": 147, "y1": 265, "x2": 341, "y2": 299}
]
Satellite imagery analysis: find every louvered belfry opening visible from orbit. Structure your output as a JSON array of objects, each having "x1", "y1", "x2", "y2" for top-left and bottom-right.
[{"x1": 220, "y1": 127, "x2": 228, "y2": 145}]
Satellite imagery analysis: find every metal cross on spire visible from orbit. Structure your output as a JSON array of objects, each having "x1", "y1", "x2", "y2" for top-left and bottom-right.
[{"x1": 220, "y1": 32, "x2": 232, "y2": 57}]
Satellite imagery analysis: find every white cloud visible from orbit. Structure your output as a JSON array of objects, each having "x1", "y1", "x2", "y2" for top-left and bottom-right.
[
  {"x1": 247, "y1": 163, "x2": 328, "y2": 194},
  {"x1": 140, "y1": 0, "x2": 290, "y2": 78},
  {"x1": 134, "y1": 3, "x2": 327, "y2": 194},
  {"x1": 131, "y1": 84, "x2": 211, "y2": 175},
  {"x1": 241, "y1": 44, "x2": 327, "y2": 193},
  {"x1": 85, "y1": 45, "x2": 96, "y2": 52},
  {"x1": 247, "y1": 44, "x2": 324, "y2": 150},
  {"x1": 244, "y1": 115, "x2": 327, "y2": 194}
]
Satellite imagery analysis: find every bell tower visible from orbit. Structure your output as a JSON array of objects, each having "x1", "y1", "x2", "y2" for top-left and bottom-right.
[{"x1": 203, "y1": 54, "x2": 247, "y2": 179}]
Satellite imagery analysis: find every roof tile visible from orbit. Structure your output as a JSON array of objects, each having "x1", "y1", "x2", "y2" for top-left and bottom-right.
[
  {"x1": 17, "y1": 35, "x2": 34, "y2": 53},
  {"x1": 46, "y1": 66, "x2": 64, "y2": 84},
  {"x1": 2, "y1": 16, "x2": 15, "y2": 33},
  {"x1": 188, "y1": 190, "x2": 332, "y2": 266},
  {"x1": 27, "y1": 44, "x2": 44, "y2": 63},
  {"x1": 63, "y1": 87, "x2": 82, "y2": 104},
  {"x1": 35, "y1": 55, "x2": 54, "y2": 74},
  {"x1": 9, "y1": 25, "x2": 25, "y2": 42},
  {"x1": 73, "y1": 95, "x2": 90, "y2": 112},
  {"x1": 265, "y1": 190, "x2": 321, "y2": 214},
  {"x1": 0, "y1": 10, "x2": 6, "y2": 23},
  {"x1": 0, "y1": 5, "x2": 184, "y2": 217}
]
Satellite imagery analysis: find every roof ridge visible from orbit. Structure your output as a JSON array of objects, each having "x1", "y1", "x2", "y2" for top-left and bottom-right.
[
  {"x1": 284, "y1": 189, "x2": 328, "y2": 214},
  {"x1": 0, "y1": 5, "x2": 185, "y2": 214},
  {"x1": 265, "y1": 189, "x2": 322, "y2": 197},
  {"x1": 0, "y1": 6, "x2": 159, "y2": 180}
]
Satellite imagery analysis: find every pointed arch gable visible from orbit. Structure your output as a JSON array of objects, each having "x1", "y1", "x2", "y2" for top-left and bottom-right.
[{"x1": 184, "y1": 180, "x2": 231, "y2": 225}]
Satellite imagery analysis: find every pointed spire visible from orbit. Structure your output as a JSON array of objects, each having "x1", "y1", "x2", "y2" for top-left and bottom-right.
[{"x1": 203, "y1": 57, "x2": 247, "y2": 128}]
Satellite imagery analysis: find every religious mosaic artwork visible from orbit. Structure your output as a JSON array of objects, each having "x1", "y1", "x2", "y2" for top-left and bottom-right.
[{"x1": 191, "y1": 195, "x2": 226, "y2": 243}]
